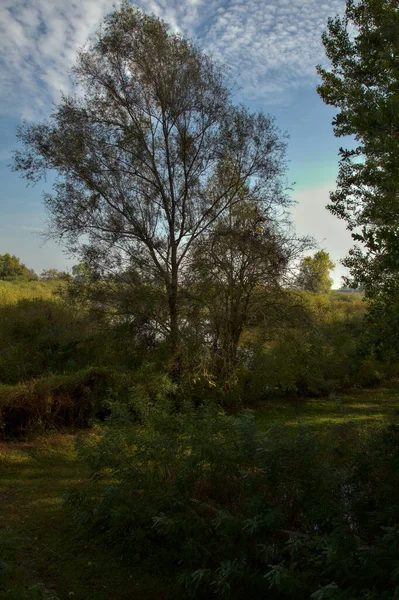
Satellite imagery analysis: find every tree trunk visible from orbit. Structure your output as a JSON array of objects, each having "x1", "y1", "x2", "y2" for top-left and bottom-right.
[
  {"x1": 221, "y1": 327, "x2": 242, "y2": 376},
  {"x1": 217, "y1": 305, "x2": 244, "y2": 378},
  {"x1": 168, "y1": 245, "x2": 179, "y2": 357}
]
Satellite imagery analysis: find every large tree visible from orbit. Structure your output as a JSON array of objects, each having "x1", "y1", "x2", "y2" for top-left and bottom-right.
[
  {"x1": 317, "y1": 0, "x2": 399, "y2": 298},
  {"x1": 14, "y1": 3, "x2": 289, "y2": 353}
]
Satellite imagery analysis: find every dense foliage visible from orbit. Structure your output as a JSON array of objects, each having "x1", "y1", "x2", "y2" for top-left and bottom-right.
[
  {"x1": 242, "y1": 291, "x2": 381, "y2": 399},
  {"x1": 0, "y1": 254, "x2": 37, "y2": 281},
  {"x1": 1, "y1": 277, "x2": 387, "y2": 436},
  {"x1": 317, "y1": 0, "x2": 399, "y2": 357},
  {"x1": 296, "y1": 250, "x2": 335, "y2": 294},
  {"x1": 0, "y1": 279, "x2": 150, "y2": 436},
  {"x1": 66, "y1": 397, "x2": 399, "y2": 599},
  {"x1": 0, "y1": 368, "x2": 130, "y2": 438}
]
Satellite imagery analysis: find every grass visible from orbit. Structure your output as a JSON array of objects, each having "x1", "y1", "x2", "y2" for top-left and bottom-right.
[
  {"x1": 0, "y1": 382, "x2": 398, "y2": 599},
  {"x1": 0, "y1": 433, "x2": 178, "y2": 600},
  {"x1": 255, "y1": 380, "x2": 399, "y2": 433},
  {"x1": 255, "y1": 381, "x2": 399, "y2": 468},
  {"x1": 0, "y1": 280, "x2": 62, "y2": 306}
]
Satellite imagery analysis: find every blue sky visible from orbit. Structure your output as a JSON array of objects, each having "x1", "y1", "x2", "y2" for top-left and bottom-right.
[{"x1": 0, "y1": 0, "x2": 352, "y2": 286}]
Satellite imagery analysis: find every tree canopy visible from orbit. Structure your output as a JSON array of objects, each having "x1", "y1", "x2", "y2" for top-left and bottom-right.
[
  {"x1": 40, "y1": 269, "x2": 68, "y2": 280},
  {"x1": 0, "y1": 254, "x2": 37, "y2": 281},
  {"x1": 317, "y1": 0, "x2": 399, "y2": 298},
  {"x1": 13, "y1": 3, "x2": 291, "y2": 354},
  {"x1": 296, "y1": 250, "x2": 335, "y2": 294}
]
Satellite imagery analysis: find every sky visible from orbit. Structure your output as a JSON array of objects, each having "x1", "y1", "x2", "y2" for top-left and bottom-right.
[{"x1": 0, "y1": 0, "x2": 353, "y2": 287}]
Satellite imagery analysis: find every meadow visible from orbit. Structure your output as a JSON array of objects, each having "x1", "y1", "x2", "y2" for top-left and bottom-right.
[{"x1": 0, "y1": 280, "x2": 61, "y2": 306}]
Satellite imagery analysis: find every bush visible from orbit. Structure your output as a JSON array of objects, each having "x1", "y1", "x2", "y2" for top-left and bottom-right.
[
  {"x1": 65, "y1": 397, "x2": 399, "y2": 599},
  {"x1": 0, "y1": 298, "x2": 91, "y2": 384},
  {"x1": 236, "y1": 291, "x2": 386, "y2": 400},
  {"x1": 0, "y1": 368, "x2": 130, "y2": 437},
  {"x1": 0, "y1": 295, "x2": 150, "y2": 385}
]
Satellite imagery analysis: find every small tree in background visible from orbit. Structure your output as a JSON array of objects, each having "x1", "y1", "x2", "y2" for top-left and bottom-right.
[
  {"x1": 190, "y1": 197, "x2": 309, "y2": 375},
  {"x1": 0, "y1": 254, "x2": 37, "y2": 281},
  {"x1": 40, "y1": 268, "x2": 68, "y2": 280},
  {"x1": 296, "y1": 250, "x2": 335, "y2": 294}
]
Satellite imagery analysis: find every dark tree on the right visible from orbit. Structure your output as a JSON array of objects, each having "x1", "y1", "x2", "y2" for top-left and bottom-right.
[{"x1": 317, "y1": 0, "x2": 399, "y2": 301}]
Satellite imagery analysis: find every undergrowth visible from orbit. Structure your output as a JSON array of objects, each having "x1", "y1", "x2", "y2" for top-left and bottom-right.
[
  {"x1": 0, "y1": 367, "x2": 130, "y2": 438},
  {"x1": 65, "y1": 395, "x2": 399, "y2": 599}
]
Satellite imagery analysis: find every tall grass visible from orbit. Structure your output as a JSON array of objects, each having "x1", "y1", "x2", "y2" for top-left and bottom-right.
[{"x1": 0, "y1": 280, "x2": 63, "y2": 305}]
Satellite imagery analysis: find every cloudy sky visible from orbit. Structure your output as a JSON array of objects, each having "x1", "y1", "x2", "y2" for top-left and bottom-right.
[{"x1": 0, "y1": 0, "x2": 352, "y2": 286}]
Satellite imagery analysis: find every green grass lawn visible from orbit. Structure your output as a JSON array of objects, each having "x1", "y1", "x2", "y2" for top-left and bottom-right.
[{"x1": 1, "y1": 382, "x2": 398, "y2": 599}]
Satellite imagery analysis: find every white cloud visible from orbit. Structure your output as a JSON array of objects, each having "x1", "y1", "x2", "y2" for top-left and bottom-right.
[
  {"x1": 202, "y1": 0, "x2": 346, "y2": 102},
  {"x1": 0, "y1": 0, "x2": 345, "y2": 119},
  {"x1": 19, "y1": 225, "x2": 44, "y2": 232},
  {"x1": 0, "y1": 0, "x2": 115, "y2": 119},
  {"x1": 290, "y1": 182, "x2": 352, "y2": 288}
]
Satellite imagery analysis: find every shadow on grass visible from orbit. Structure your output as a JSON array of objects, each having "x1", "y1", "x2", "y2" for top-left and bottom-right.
[
  {"x1": 0, "y1": 433, "x2": 179, "y2": 600},
  {"x1": 255, "y1": 383, "x2": 399, "y2": 436}
]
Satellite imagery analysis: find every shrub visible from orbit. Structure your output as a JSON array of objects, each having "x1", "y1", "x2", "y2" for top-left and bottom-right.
[
  {"x1": 0, "y1": 297, "x2": 101, "y2": 384},
  {"x1": 237, "y1": 291, "x2": 385, "y2": 400},
  {"x1": 0, "y1": 280, "x2": 60, "y2": 306},
  {"x1": 0, "y1": 368, "x2": 129, "y2": 437},
  {"x1": 65, "y1": 398, "x2": 399, "y2": 599},
  {"x1": 0, "y1": 289, "x2": 160, "y2": 386}
]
